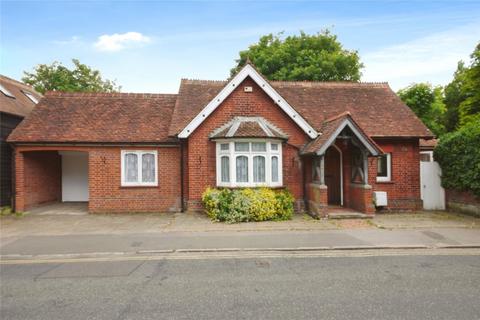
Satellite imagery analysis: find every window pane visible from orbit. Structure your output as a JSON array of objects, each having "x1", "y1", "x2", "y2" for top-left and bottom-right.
[
  {"x1": 221, "y1": 156, "x2": 230, "y2": 182},
  {"x1": 271, "y1": 156, "x2": 279, "y2": 182},
  {"x1": 142, "y1": 153, "x2": 155, "y2": 183},
  {"x1": 235, "y1": 142, "x2": 249, "y2": 152},
  {"x1": 420, "y1": 153, "x2": 431, "y2": 162},
  {"x1": 236, "y1": 156, "x2": 248, "y2": 182},
  {"x1": 377, "y1": 154, "x2": 388, "y2": 177},
  {"x1": 125, "y1": 153, "x2": 138, "y2": 182},
  {"x1": 252, "y1": 142, "x2": 266, "y2": 152},
  {"x1": 271, "y1": 143, "x2": 278, "y2": 151},
  {"x1": 253, "y1": 156, "x2": 266, "y2": 182},
  {"x1": 220, "y1": 143, "x2": 229, "y2": 151}
]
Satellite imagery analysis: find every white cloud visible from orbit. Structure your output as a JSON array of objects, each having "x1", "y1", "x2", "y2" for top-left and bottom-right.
[
  {"x1": 94, "y1": 32, "x2": 151, "y2": 52},
  {"x1": 362, "y1": 24, "x2": 480, "y2": 90}
]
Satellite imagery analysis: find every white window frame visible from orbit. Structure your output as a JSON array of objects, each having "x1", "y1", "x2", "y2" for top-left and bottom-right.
[
  {"x1": 23, "y1": 90, "x2": 39, "y2": 104},
  {"x1": 216, "y1": 139, "x2": 283, "y2": 187},
  {"x1": 376, "y1": 153, "x2": 391, "y2": 182},
  {"x1": 121, "y1": 150, "x2": 158, "y2": 187},
  {"x1": 0, "y1": 84, "x2": 15, "y2": 98}
]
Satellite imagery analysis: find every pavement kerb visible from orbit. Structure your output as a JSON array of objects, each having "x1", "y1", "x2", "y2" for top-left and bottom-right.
[{"x1": 4, "y1": 244, "x2": 480, "y2": 262}]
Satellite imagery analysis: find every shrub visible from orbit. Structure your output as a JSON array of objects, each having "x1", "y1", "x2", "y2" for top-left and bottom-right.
[
  {"x1": 434, "y1": 121, "x2": 480, "y2": 196},
  {"x1": 201, "y1": 187, "x2": 295, "y2": 223}
]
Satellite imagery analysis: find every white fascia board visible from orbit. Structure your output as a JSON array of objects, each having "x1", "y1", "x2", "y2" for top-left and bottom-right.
[
  {"x1": 316, "y1": 119, "x2": 379, "y2": 156},
  {"x1": 178, "y1": 64, "x2": 318, "y2": 139}
]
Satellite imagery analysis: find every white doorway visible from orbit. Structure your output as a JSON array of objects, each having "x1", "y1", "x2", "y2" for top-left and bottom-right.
[
  {"x1": 60, "y1": 151, "x2": 89, "y2": 202},
  {"x1": 420, "y1": 153, "x2": 445, "y2": 210}
]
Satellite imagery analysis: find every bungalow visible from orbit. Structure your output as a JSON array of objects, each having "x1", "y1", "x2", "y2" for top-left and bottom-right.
[{"x1": 7, "y1": 64, "x2": 434, "y2": 215}]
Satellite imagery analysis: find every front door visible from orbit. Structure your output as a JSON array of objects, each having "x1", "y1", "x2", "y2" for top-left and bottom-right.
[{"x1": 324, "y1": 147, "x2": 341, "y2": 205}]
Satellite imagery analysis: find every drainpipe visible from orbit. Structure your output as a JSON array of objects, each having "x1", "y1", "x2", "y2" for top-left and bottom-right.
[
  {"x1": 180, "y1": 140, "x2": 185, "y2": 213},
  {"x1": 11, "y1": 147, "x2": 16, "y2": 212}
]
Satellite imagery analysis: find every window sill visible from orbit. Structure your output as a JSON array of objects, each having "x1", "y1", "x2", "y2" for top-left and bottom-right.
[
  {"x1": 120, "y1": 185, "x2": 158, "y2": 188},
  {"x1": 216, "y1": 185, "x2": 285, "y2": 189},
  {"x1": 375, "y1": 180, "x2": 394, "y2": 184}
]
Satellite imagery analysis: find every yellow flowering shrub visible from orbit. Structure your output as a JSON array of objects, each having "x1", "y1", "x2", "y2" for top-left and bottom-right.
[{"x1": 201, "y1": 187, "x2": 294, "y2": 223}]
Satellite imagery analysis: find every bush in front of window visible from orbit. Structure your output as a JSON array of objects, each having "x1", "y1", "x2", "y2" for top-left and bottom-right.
[
  {"x1": 434, "y1": 121, "x2": 480, "y2": 196},
  {"x1": 201, "y1": 187, "x2": 294, "y2": 223}
]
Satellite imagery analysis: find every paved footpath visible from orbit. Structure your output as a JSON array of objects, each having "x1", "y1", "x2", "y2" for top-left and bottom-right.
[{"x1": 1, "y1": 228, "x2": 480, "y2": 259}]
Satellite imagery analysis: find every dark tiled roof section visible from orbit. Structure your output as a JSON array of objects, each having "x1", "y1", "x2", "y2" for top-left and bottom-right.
[
  {"x1": 271, "y1": 81, "x2": 433, "y2": 138},
  {"x1": 8, "y1": 92, "x2": 178, "y2": 143},
  {"x1": 0, "y1": 75, "x2": 42, "y2": 118},
  {"x1": 169, "y1": 78, "x2": 433, "y2": 138},
  {"x1": 302, "y1": 112, "x2": 383, "y2": 155},
  {"x1": 420, "y1": 138, "x2": 438, "y2": 150},
  {"x1": 209, "y1": 116, "x2": 288, "y2": 139}
]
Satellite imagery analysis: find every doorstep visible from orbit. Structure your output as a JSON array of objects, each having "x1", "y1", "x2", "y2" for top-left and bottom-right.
[{"x1": 327, "y1": 207, "x2": 372, "y2": 219}]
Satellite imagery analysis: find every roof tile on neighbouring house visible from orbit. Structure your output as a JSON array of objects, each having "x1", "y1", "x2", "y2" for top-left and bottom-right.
[
  {"x1": 0, "y1": 75, "x2": 42, "y2": 118},
  {"x1": 7, "y1": 92, "x2": 178, "y2": 143}
]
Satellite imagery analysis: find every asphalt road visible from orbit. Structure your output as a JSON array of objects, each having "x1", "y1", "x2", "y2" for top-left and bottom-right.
[{"x1": 1, "y1": 253, "x2": 480, "y2": 320}]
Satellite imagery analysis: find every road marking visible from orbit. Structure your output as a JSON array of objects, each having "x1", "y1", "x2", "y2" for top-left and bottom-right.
[{"x1": 1, "y1": 248, "x2": 480, "y2": 265}]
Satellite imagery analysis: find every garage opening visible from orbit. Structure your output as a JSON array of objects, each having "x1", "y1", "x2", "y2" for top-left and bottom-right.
[{"x1": 60, "y1": 151, "x2": 89, "y2": 202}]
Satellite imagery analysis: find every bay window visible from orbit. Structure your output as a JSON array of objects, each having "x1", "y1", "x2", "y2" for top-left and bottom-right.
[
  {"x1": 121, "y1": 150, "x2": 158, "y2": 186},
  {"x1": 216, "y1": 140, "x2": 282, "y2": 187}
]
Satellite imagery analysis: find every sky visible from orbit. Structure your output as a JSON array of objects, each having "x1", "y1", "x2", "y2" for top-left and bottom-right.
[{"x1": 1, "y1": 1, "x2": 479, "y2": 93}]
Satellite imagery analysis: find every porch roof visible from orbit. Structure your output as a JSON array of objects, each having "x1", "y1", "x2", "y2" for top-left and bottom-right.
[{"x1": 301, "y1": 112, "x2": 383, "y2": 156}]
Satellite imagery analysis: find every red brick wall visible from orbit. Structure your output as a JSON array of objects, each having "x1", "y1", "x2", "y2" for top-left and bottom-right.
[
  {"x1": 89, "y1": 146, "x2": 182, "y2": 213},
  {"x1": 186, "y1": 77, "x2": 310, "y2": 211},
  {"x1": 17, "y1": 151, "x2": 61, "y2": 210},
  {"x1": 369, "y1": 139, "x2": 422, "y2": 211},
  {"x1": 14, "y1": 145, "x2": 182, "y2": 213}
]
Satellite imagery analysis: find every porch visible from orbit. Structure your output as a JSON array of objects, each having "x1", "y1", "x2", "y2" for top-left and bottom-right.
[{"x1": 302, "y1": 113, "x2": 382, "y2": 218}]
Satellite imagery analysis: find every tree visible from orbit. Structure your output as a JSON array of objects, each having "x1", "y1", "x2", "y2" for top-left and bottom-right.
[
  {"x1": 443, "y1": 43, "x2": 480, "y2": 131},
  {"x1": 458, "y1": 43, "x2": 480, "y2": 127},
  {"x1": 231, "y1": 30, "x2": 363, "y2": 81},
  {"x1": 397, "y1": 83, "x2": 446, "y2": 136},
  {"x1": 22, "y1": 59, "x2": 120, "y2": 94},
  {"x1": 444, "y1": 62, "x2": 467, "y2": 132}
]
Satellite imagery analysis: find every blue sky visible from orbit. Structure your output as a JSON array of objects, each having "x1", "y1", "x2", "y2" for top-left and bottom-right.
[{"x1": 1, "y1": 1, "x2": 479, "y2": 93}]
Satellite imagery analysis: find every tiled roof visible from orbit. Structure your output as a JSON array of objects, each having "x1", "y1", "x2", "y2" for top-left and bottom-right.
[
  {"x1": 301, "y1": 112, "x2": 383, "y2": 155},
  {"x1": 169, "y1": 78, "x2": 433, "y2": 138},
  {"x1": 420, "y1": 138, "x2": 438, "y2": 150},
  {"x1": 0, "y1": 75, "x2": 42, "y2": 118},
  {"x1": 210, "y1": 116, "x2": 288, "y2": 139},
  {"x1": 8, "y1": 92, "x2": 178, "y2": 143}
]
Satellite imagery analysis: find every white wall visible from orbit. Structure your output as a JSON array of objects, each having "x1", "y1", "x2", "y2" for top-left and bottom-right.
[{"x1": 61, "y1": 151, "x2": 89, "y2": 202}]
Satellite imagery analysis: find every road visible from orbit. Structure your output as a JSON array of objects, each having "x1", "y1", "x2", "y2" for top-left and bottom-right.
[{"x1": 1, "y1": 252, "x2": 480, "y2": 320}]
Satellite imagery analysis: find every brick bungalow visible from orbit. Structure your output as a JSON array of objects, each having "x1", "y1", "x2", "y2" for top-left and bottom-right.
[{"x1": 7, "y1": 64, "x2": 434, "y2": 215}]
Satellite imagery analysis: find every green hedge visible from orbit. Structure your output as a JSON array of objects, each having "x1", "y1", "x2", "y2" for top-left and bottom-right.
[
  {"x1": 434, "y1": 121, "x2": 480, "y2": 196},
  {"x1": 202, "y1": 187, "x2": 294, "y2": 223}
]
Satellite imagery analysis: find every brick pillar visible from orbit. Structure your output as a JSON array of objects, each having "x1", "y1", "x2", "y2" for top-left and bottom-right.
[
  {"x1": 349, "y1": 183, "x2": 375, "y2": 215},
  {"x1": 307, "y1": 183, "x2": 328, "y2": 218},
  {"x1": 14, "y1": 150, "x2": 25, "y2": 212}
]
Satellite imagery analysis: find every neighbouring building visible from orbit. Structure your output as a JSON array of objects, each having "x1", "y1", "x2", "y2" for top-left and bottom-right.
[
  {"x1": 7, "y1": 64, "x2": 434, "y2": 215},
  {"x1": 0, "y1": 75, "x2": 41, "y2": 207}
]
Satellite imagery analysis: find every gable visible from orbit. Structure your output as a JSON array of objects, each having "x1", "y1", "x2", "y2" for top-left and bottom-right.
[{"x1": 177, "y1": 64, "x2": 318, "y2": 139}]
